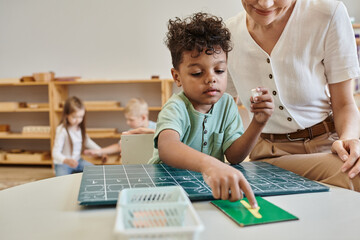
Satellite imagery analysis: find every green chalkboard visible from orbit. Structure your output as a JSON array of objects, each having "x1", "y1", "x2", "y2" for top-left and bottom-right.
[{"x1": 77, "y1": 162, "x2": 329, "y2": 206}]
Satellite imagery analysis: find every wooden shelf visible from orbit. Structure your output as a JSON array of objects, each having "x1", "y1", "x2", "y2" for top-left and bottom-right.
[
  {"x1": 53, "y1": 79, "x2": 166, "y2": 85},
  {"x1": 353, "y1": 23, "x2": 360, "y2": 29},
  {"x1": 0, "y1": 108, "x2": 50, "y2": 112},
  {"x1": 55, "y1": 107, "x2": 124, "y2": 112},
  {"x1": 0, "y1": 160, "x2": 52, "y2": 165},
  {"x1": 55, "y1": 106, "x2": 162, "y2": 112},
  {"x1": 357, "y1": 39, "x2": 360, "y2": 45},
  {"x1": 0, "y1": 81, "x2": 49, "y2": 86},
  {"x1": 0, "y1": 133, "x2": 51, "y2": 139},
  {"x1": 0, "y1": 78, "x2": 173, "y2": 164}
]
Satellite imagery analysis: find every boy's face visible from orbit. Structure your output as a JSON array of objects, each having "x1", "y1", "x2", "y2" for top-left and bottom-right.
[
  {"x1": 171, "y1": 48, "x2": 227, "y2": 113},
  {"x1": 125, "y1": 113, "x2": 146, "y2": 129}
]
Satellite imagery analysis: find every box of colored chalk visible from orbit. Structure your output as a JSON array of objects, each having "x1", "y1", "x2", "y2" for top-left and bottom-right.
[{"x1": 114, "y1": 186, "x2": 204, "y2": 240}]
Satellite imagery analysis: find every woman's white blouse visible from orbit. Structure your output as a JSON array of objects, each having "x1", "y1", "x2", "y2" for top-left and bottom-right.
[{"x1": 226, "y1": 0, "x2": 360, "y2": 133}]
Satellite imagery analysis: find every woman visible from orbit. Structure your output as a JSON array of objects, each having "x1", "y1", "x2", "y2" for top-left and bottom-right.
[{"x1": 226, "y1": 0, "x2": 360, "y2": 190}]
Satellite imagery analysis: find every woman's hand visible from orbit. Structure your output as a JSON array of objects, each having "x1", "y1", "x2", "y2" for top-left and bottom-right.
[
  {"x1": 332, "y1": 139, "x2": 360, "y2": 178},
  {"x1": 328, "y1": 80, "x2": 360, "y2": 179},
  {"x1": 250, "y1": 87, "x2": 274, "y2": 124}
]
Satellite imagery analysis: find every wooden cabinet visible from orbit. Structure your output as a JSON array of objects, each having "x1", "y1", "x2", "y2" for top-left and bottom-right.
[{"x1": 0, "y1": 79, "x2": 173, "y2": 165}]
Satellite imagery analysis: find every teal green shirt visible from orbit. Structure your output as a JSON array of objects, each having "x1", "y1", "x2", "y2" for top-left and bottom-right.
[{"x1": 148, "y1": 91, "x2": 244, "y2": 164}]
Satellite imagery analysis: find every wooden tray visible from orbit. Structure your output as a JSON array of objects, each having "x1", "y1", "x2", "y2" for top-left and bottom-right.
[
  {"x1": 18, "y1": 102, "x2": 50, "y2": 109},
  {"x1": 22, "y1": 126, "x2": 50, "y2": 134},
  {"x1": 0, "y1": 124, "x2": 10, "y2": 132},
  {"x1": 33, "y1": 72, "x2": 54, "y2": 82},
  {"x1": 54, "y1": 76, "x2": 81, "y2": 82},
  {"x1": 20, "y1": 76, "x2": 35, "y2": 82},
  {"x1": 0, "y1": 102, "x2": 19, "y2": 110},
  {"x1": 6, "y1": 151, "x2": 51, "y2": 162}
]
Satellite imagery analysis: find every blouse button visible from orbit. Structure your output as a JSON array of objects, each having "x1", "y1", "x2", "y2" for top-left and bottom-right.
[
  {"x1": 279, "y1": 106, "x2": 284, "y2": 110},
  {"x1": 204, "y1": 130, "x2": 208, "y2": 134},
  {"x1": 269, "y1": 74, "x2": 273, "y2": 79},
  {"x1": 204, "y1": 142, "x2": 207, "y2": 146},
  {"x1": 267, "y1": 58, "x2": 270, "y2": 63},
  {"x1": 204, "y1": 118, "x2": 207, "y2": 123},
  {"x1": 272, "y1": 91, "x2": 277, "y2": 96},
  {"x1": 287, "y1": 117, "x2": 292, "y2": 122}
]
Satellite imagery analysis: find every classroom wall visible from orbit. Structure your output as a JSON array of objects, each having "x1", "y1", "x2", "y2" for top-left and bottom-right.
[
  {"x1": 1, "y1": 0, "x2": 359, "y2": 79},
  {"x1": 0, "y1": 0, "x2": 243, "y2": 79},
  {"x1": 342, "y1": 0, "x2": 360, "y2": 22}
]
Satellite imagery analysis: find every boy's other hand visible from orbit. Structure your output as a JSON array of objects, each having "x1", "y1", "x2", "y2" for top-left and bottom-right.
[
  {"x1": 250, "y1": 87, "x2": 274, "y2": 124},
  {"x1": 122, "y1": 128, "x2": 155, "y2": 135},
  {"x1": 201, "y1": 159, "x2": 258, "y2": 208},
  {"x1": 64, "y1": 158, "x2": 78, "y2": 168}
]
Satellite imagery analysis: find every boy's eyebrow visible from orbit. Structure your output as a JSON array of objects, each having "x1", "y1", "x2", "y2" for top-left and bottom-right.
[{"x1": 187, "y1": 60, "x2": 227, "y2": 68}]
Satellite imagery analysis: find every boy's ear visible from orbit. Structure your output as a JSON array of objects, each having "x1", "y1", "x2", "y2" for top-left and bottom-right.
[{"x1": 171, "y1": 68, "x2": 182, "y2": 87}]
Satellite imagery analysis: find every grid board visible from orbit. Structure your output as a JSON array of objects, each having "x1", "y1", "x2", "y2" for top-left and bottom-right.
[{"x1": 78, "y1": 162, "x2": 329, "y2": 205}]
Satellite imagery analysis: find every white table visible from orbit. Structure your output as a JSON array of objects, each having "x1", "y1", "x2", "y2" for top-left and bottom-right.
[{"x1": 0, "y1": 173, "x2": 359, "y2": 240}]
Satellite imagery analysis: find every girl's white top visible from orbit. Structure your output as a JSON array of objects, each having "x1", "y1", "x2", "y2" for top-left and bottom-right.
[{"x1": 52, "y1": 124, "x2": 101, "y2": 164}]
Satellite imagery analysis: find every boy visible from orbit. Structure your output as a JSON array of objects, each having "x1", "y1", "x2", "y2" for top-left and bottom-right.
[
  {"x1": 84, "y1": 98, "x2": 156, "y2": 156},
  {"x1": 148, "y1": 12, "x2": 274, "y2": 208},
  {"x1": 122, "y1": 98, "x2": 156, "y2": 135}
]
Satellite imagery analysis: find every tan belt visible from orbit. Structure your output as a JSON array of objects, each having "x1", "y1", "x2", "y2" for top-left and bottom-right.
[{"x1": 260, "y1": 116, "x2": 335, "y2": 142}]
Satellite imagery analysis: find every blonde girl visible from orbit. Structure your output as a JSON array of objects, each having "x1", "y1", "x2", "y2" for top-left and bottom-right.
[{"x1": 52, "y1": 96, "x2": 101, "y2": 176}]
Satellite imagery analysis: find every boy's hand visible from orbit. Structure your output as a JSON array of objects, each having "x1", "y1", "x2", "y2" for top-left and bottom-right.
[
  {"x1": 201, "y1": 159, "x2": 258, "y2": 208},
  {"x1": 250, "y1": 87, "x2": 274, "y2": 124},
  {"x1": 63, "y1": 158, "x2": 78, "y2": 168}
]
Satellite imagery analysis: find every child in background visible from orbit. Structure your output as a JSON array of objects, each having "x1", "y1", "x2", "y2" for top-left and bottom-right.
[
  {"x1": 122, "y1": 98, "x2": 157, "y2": 135},
  {"x1": 148, "y1": 12, "x2": 274, "y2": 208},
  {"x1": 52, "y1": 96, "x2": 101, "y2": 176},
  {"x1": 85, "y1": 97, "x2": 156, "y2": 156}
]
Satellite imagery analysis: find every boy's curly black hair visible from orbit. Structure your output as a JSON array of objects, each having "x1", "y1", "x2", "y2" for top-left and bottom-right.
[{"x1": 165, "y1": 12, "x2": 232, "y2": 70}]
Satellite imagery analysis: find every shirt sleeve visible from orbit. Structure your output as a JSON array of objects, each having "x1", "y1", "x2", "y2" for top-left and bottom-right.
[
  {"x1": 324, "y1": 2, "x2": 360, "y2": 83},
  {"x1": 52, "y1": 127, "x2": 67, "y2": 164},
  {"x1": 85, "y1": 135, "x2": 101, "y2": 150},
  {"x1": 153, "y1": 100, "x2": 188, "y2": 149}
]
